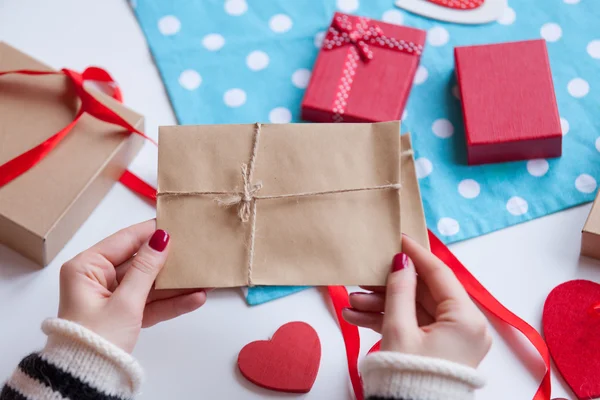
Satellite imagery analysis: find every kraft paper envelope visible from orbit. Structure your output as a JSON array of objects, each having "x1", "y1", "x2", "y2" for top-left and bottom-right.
[{"x1": 156, "y1": 121, "x2": 429, "y2": 289}]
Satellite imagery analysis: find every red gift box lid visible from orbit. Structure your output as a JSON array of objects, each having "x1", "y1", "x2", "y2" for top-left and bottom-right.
[
  {"x1": 455, "y1": 39, "x2": 562, "y2": 164},
  {"x1": 302, "y1": 13, "x2": 426, "y2": 123}
]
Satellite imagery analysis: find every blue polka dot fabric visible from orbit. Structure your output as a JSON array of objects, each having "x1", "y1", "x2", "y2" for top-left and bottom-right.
[{"x1": 132, "y1": 0, "x2": 600, "y2": 305}]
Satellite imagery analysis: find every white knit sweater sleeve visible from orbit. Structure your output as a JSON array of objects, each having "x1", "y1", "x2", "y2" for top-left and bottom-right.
[
  {"x1": 360, "y1": 351, "x2": 485, "y2": 400},
  {"x1": 1, "y1": 318, "x2": 143, "y2": 400}
]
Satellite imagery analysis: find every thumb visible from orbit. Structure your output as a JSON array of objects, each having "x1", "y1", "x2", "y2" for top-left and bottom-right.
[
  {"x1": 381, "y1": 253, "x2": 419, "y2": 350},
  {"x1": 115, "y1": 229, "x2": 170, "y2": 305}
]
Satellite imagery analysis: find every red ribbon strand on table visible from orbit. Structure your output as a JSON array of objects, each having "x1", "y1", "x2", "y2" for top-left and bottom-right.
[
  {"x1": 322, "y1": 14, "x2": 423, "y2": 122},
  {"x1": 0, "y1": 67, "x2": 154, "y2": 192},
  {"x1": 329, "y1": 230, "x2": 552, "y2": 400},
  {"x1": 1, "y1": 66, "x2": 550, "y2": 400},
  {"x1": 427, "y1": 0, "x2": 484, "y2": 9}
]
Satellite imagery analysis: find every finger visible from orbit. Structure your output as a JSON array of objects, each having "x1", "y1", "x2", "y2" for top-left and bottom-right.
[
  {"x1": 342, "y1": 306, "x2": 433, "y2": 332},
  {"x1": 142, "y1": 291, "x2": 207, "y2": 328},
  {"x1": 61, "y1": 251, "x2": 117, "y2": 292},
  {"x1": 349, "y1": 292, "x2": 385, "y2": 313},
  {"x1": 114, "y1": 229, "x2": 170, "y2": 306},
  {"x1": 402, "y1": 235, "x2": 470, "y2": 304},
  {"x1": 359, "y1": 286, "x2": 386, "y2": 293},
  {"x1": 116, "y1": 257, "x2": 204, "y2": 303},
  {"x1": 86, "y1": 220, "x2": 156, "y2": 267},
  {"x1": 148, "y1": 288, "x2": 205, "y2": 303},
  {"x1": 354, "y1": 282, "x2": 437, "y2": 318},
  {"x1": 382, "y1": 253, "x2": 419, "y2": 334},
  {"x1": 416, "y1": 303, "x2": 435, "y2": 327},
  {"x1": 342, "y1": 308, "x2": 383, "y2": 333},
  {"x1": 416, "y1": 278, "x2": 437, "y2": 317}
]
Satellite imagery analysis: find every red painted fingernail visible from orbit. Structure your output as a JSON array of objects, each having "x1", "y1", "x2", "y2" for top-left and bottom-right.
[
  {"x1": 149, "y1": 229, "x2": 169, "y2": 252},
  {"x1": 392, "y1": 253, "x2": 408, "y2": 272}
]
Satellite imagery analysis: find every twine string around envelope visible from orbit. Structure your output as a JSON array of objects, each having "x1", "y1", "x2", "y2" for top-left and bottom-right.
[{"x1": 157, "y1": 123, "x2": 412, "y2": 286}]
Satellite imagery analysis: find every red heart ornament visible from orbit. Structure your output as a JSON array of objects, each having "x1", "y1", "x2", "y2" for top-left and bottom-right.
[
  {"x1": 543, "y1": 280, "x2": 600, "y2": 399},
  {"x1": 238, "y1": 321, "x2": 321, "y2": 393}
]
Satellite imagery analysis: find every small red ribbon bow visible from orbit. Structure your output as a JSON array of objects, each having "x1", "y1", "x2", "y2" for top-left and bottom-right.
[{"x1": 323, "y1": 14, "x2": 423, "y2": 62}]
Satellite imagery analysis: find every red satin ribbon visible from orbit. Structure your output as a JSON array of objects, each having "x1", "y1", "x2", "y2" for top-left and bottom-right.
[
  {"x1": 0, "y1": 68, "x2": 155, "y2": 190},
  {"x1": 329, "y1": 230, "x2": 551, "y2": 400},
  {"x1": 119, "y1": 170, "x2": 157, "y2": 202}
]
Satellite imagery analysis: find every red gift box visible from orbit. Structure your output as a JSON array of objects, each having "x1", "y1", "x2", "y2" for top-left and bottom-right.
[
  {"x1": 455, "y1": 39, "x2": 562, "y2": 165},
  {"x1": 301, "y1": 13, "x2": 426, "y2": 123}
]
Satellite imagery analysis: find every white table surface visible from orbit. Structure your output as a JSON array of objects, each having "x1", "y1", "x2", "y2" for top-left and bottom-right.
[{"x1": 1, "y1": 1, "x2": 599, "y2": 399}]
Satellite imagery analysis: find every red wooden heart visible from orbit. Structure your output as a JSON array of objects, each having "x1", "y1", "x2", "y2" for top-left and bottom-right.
[
  {"x1": 543, "y1": 280, "x2": 600, "y2": 399},
  {"x1": 238, "y1": 321, "x2": 321, "y2": 393}
]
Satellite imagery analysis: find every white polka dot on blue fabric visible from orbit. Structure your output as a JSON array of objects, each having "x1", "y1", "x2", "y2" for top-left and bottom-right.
[
  {"x1": 269, "y1": 14, "x2": 292, "y2": 33},
  {"x1": 563, "y1": 0, "x2": 580, "y2": 4},
  {"x1": 178, "y1": 70, "x2": 202, "y2": 90},
  {"x1": 202, "y1": 34, "x2": 225, "y2": 51},
  {"x1": 427, "y1": 27, "x2": 449, "y2": 47},
  {"x1": 269, "y1": 107, "x2": 292, "y2": 123},
  {"x1": 458, "y1": 179, "x2": 480, "y2": 199},
  {"x1": 540, "y1": 23, "x2": 562, "y2": 42},
  {"x1": 224, "y1": 88, "x2": 246, "y2": 107},
  {"x1": 225, "y1": 0, "x2": 247, "y2": 16},
  {"x1": 158, "y1": 15, "x2": 181, "y2": 35},
  {"x1": 292, "y1": 69, "x2": 311, "y2": 89},
  {"x1": 497, "y1": 6, "x2": 516, "y2": 25},
  {"x1": 414, "y1": 66, "x2": 428, "y2": 85},
  {"x1": 560, "y1": 117, "x2": 569, "y2": 135},
  {"x1": 568, "y1": 78, "x2": 590, "y2": 98},
  {"x1": 402, "y1": 110, "x2": 408, "y2": 121},
  {"x1": 337, "y1": 0, "x2": 359, "y2": 13},
  {"x1": 575, "y1": 174, "x2": 597, "y2": 193},
  {"x1": 314, "y1": 31, "x2": 326, "y2": 48},
  {"x1": 382, "y1": 9, "x2": 404, "y2": 25},
  {"x1": 527, "y1": 159, "x2": 549, "y2": 177},
  {"x1": 415, "y1": 157, "x2": 433, "y2": 179},
  {"x1": 506, "y1": 196, "x2": 528, "y2": 216},
  {"x1": 596, "y1": 137, "x2": 600, "y2": 153},
  {"x1": 246, "y1": 51, "x2": 269, "y2": 71},
  {"x1": 437, "y1": 217, "x2": 460, "y2": 236},
  {"x1": 432, "y1": 119, "x2": 454, "y2": 138},
  {"x1": 587, "y1": 40, "x2": 600, "y2": 59}
]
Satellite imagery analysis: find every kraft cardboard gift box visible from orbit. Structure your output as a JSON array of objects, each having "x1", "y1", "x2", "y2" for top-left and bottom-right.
[
  {"x1": 0, "y1": 42, "x2": 145, "y2": 266},
  {"x1": 582, "y1": 193, "x2": 600, "y2": 261}
]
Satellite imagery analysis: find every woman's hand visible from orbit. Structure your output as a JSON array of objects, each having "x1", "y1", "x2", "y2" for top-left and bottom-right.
[
  {"x1": 343, "y1": 235, "x2": 492, "y2": 368},
  {"x1": 58, "y1": 220, "x2": 206, "y2": 353}
]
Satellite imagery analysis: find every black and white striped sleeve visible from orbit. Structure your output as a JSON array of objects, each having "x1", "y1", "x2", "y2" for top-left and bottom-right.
[{"x1": 1, "y1": 319, "x2": 143, "y2": 400}]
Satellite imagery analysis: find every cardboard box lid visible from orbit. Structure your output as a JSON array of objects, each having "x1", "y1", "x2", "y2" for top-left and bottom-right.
[
  {"x1": 455, "y1": 39, "x2": 561, "y2": 145},
  {"x1": 0, "y1": 42, "x2": 144, "y2": 238},
  {"x1": 583, "y1": 193, "x2": 600, "y2": 236}
]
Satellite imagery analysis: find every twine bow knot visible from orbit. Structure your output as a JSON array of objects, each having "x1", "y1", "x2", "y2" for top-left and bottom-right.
[{"x1": 218, "y1": 164, "x2": 263, "y2": 222}]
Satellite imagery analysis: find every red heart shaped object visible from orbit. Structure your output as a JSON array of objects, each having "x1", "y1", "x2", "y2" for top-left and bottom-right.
[
  {"x1": 238, "y1": 321, "x2": 321, "y2": 393},
  {"x1": 543, "y1": 280, "x2": 600, "y2": 399}
]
